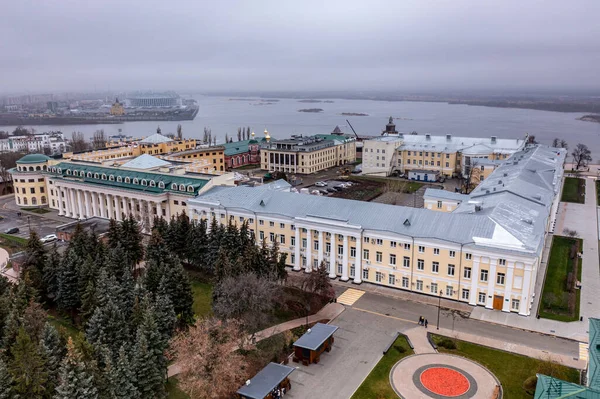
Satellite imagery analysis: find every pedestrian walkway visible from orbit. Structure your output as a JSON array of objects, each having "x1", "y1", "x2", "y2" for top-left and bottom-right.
[
  {"x1": 580, "y1": 343, "x2": 589, "y2": 362},
  {"x1": 404, "y1": 327, "x2": 436, "y2": 354},
  {"x1": 336, "y1": 288, "x2": 365, "y2": 306},
  {"x1": 167, "y1": 302, "x2": 345, "y2": 378}
]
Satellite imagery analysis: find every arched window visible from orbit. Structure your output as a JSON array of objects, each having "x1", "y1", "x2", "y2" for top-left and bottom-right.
[
  {"x1": 158, "y1": 182, "x2": 165, "y2": 189},
  {"x1": 149, "y1": 180, "x2": 156, "y2": 187},
  {"x1": 57, "y1": 168, "x2": 62, "y2": 173},
  {"x1": 125, "y1": 177, "x2": 131, "y2": 183},
  {"x1": 29, "y1": 166, "x2": 34, "y2": 171},
  {"x1": 87, "y1": 172, "x2": 92, "y2": 178},
  {"x1": 94, "y1": 173, "x2": 99, "y2": 179},
  {"x1": 117, "y1": 176, "x2": 122, "y2": 182},
  {"x1": 133, "y1": 178, "x2": 139, "y2": 185},
  {"x1": 36, "y1": 166, "x2": 41, "y2": 171},
  {"x1": 187, "y1": 186, "x2": 194, "y2": 193},
  {"x1": 171, "y1": 183, "x2": 177, "y2": 190},
  {"x1": 101, "y1": 174, "x2": 106, "y2": 180},
  {"x1": 109, "y1": 175, "x2": 115, "y2": 181},
  {"x1": 41, "y1": 196, "x2": 46, "y2": 204},
  {"x1": 23, "y1": 197, "x2": 28, "y2": 205},
  {"x1": 179, "y1": 184, "x2": 185, "y2": 191},
  {"x1": 66, "y1": 169, "x2": 71, "y2": 175},
  {"x1": 42, "y1": 165, "x2": 47, "y2": 171},
  {"x1": 16, "y1": 196, "x2": 20, "y2": 204},
  {"x1": 141, "y1": 179, "x2": 147, "y2": 186}
]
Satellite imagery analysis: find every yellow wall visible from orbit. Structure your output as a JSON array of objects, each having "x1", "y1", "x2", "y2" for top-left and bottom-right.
[
  {"x1": 261, "y1": 140, "x2": 356, "y2": 174},
  {"x1": 167, "y1": 147, "x2": 225, "y2": 172},
  {"x1": 12, "y1": 162, "x2": 49, "y2": 207}
]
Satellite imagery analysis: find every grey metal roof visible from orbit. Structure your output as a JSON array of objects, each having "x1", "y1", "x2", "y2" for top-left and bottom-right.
[
  {"x1": 423, "y1": 188, "x2": 469, "y2": 202},
  {"x1": 293, "y1": 323, "x2": 339, "y2": 350},
  {"x1": 393, "y1": 134, "x2": 525, "y2": 154},
  {"x1": 408, "y1": 169, "x2": 439, "y2": 174},
  {"x1": 121, "y1": 154, "x2": 171, "y2": 170},
  {"x1": 139, "y1": 133, "x2": 173, "y2": 144},
  {"x1": 236, "y1": 363, "x2": 295, "y2": 399}
]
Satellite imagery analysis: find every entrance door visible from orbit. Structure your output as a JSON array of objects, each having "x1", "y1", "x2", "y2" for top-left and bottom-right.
[{"x1": 493, "y1": 295, "x2": 504, "y2": 310}]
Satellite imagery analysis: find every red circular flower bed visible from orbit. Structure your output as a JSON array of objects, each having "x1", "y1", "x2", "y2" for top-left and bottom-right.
[{"x1": 420, "y1": 367, "x2": 470, "y2": 397}]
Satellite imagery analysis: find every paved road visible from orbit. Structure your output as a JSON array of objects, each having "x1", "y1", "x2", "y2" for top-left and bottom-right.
[{"x1": 335, "y1": 286, "x2": 580, "y2": 360}]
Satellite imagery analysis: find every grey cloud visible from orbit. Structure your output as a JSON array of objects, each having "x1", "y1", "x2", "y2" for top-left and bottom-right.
[{"x1": 1, "y1": 0, "x2": 599, "y2": 93}]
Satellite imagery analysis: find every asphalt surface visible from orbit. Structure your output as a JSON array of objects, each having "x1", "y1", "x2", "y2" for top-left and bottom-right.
[
  {"x1": 333, "y1": 286, "x2": 580, "y2": 360},
  {"x1": 0, "y1": 195, "x2": 64, "y2": 241}
]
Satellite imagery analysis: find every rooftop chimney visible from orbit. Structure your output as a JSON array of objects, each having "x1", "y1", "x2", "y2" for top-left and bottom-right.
[
  {"x1": 491, "y1": 136, "x2": 497, "y2": 144},
  {"x1": 426, "y1": 134, "x2": 431, "y2": 141},
  {"x1": 446, "y1": 134, "x2": 452, "y2": 141}
]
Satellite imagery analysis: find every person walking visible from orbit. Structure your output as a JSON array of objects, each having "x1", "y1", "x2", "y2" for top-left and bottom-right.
[
  {"x1": 418, "y1": 316, "x2": 423, "y2": 326},
  {"x1": 424, "y1": 319, "x2": 428, "y2": 329}
]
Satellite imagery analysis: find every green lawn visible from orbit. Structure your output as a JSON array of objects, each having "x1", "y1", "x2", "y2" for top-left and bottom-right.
[
  {"x1": 351, "y1": 335, "x2": 414, "y2": 399},
  {"x1": 166, "y1": 378, "x2": 189, "y2": 399},
  {"x1": 21, "y1": 207, "x2": 51, "y2": 214},
  {"x1": 539, "y1": 236, "x2": 583, "y2": 322},
  {"x1": 0, "y1": 233, "x2": 28, "y2": 254},
  {"x1": 191, "y1": 280, "x2": 213, "y2": 318},
  {"x1": 47, "y1": 314, "x2": 80, "y2": 339},
  {"x1": 432, "y1": 335, "x2": 580, "y2": 399},
  {"x1": 561, "y1": 177, "x2": 585, "y2": 203}
]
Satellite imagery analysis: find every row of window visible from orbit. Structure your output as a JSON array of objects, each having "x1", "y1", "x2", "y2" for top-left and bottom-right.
[
  {"x1": 51, "y1": 167, "x2": 197, "y2": 193},
  {"x1": 16, "y1": 196, "x2": 46, "y2": 205},
  {"x1": 405, "y1": 159, "x2": 451, "y2": 167},
  {"x1": 18, "y1": 186, "x2": 45, "y2": 194},
  {"x1": 17, "y1": 178, "x2": 44, "y2": 183}
]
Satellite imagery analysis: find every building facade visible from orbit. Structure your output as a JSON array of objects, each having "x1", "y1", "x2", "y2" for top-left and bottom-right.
[
  {"x1": 12, "y1": 154, "x2": 51, "y2": 207},
  {"x1": 190, "y1": 145, "x2": 566, "y2": 316},
  {"x1": 361, "y1": 118, "x2": 526, "y2": 177},
  {"x1": 0, "y1": 132, "x2": 67, "y2": 154},
  {"x1": 261, "y1": 131, "x2": 356, "y2": 174},
  {"x1": 223, "y1": 139, "x2": 260, "y2": 169}
]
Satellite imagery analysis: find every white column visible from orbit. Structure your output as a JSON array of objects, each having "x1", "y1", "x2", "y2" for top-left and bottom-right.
[
  {"x1": 305, "y1": 229, "x2": 312, "y2": 273},
  {"x1": 520, "y1": 266, "x2": 533, "y2": 315},
  {"x1": 329, "y1": 236, "x2": 336, "y2": 278},
  {"x1": 469, "y1": 260, "x2": 480, "y2": 306},
  {"x1": 99, "y1": 193, "x2": 106, "y2": 218},
  {"x1": 91, "y1": 192, "x2": 98, "y2": 217},
  {"x1": 156, "y1": 200, "x2": 163, "y2": 220},
  {"x1": 165, "y1": 198, "x2": 171, "y2": 220},
  {"x1": 107, "y1": 194, "x2": 113, "y2": 220},
  {"x1": 485, "y1": 259, "x2": 497, "y2": 309},
  {"x1": 115, "y1": 196, "x2": 122, "y2": 221},
  {"x1": 317, "y1": 230, "x2": 324, "y2": 266},
  {"x1": 57, "y1": 187, "x2": 64, "y2": 216},
  {"x1": 76, "y1": 190, "x2": 83, "y2": 219},
  {"x1": 130, "y1": 198, "x2": 136, "y2": 218},
  {"x1": 69, "y1": 189, "x2": 77, "y2": 218},
  {"x1": 293, "y1": 227, "x2": 301, "y2": 271},
  {"x1": 502, "y1": 263, "x2": 514, "y2": 312},
  {"x1": 341, "y1": 235, "x2": 349, "y2": 281},
  {"x1": 354, "y1": 234, "x2": 362, "y2": 284},
  {"x1": 84, "y1": 191, "x2": 91, "y2": 219}
]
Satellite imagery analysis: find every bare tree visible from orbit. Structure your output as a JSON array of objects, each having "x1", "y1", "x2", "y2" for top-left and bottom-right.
[
  {"x1": 91, "y1": 129, "x2": 106, "y2": 150},
  {"x1": 203, "y1": 127, "x2": 209, "y2": 144},
  {"x1": 225, "y1": 133, "x2": 229, "y2": 143},
  {"x1": 176, "y1": 124, "x2": 183, "y2": 140},
  {"x1": 237, "y1": 127, "x2": 242, "y2": 142},
  {"x1": 212, "y1": 272, "x2": 277, "y2": 333},
  {"x1": 170, "y1": 318, "x2": 249, "y2": 399},
  {"x1": 463, "y1": 160, "x2": 482, "y2": 194},
  {"x1": 527, "y1": 135, "x2": 538, "y2": 144},
  {"x1": 70, "y1": 131, "x2": 88, "y2": 153},
  {"x1": 571, "y1": 143, "x2": 592, "y2": 170},
  {"x1": 552, "y1": 138, "x2": 560, "y2": 148},
  {"x1": 301, "y1": 261, "x2": 335, "y2": 301},
  {"x1": 560, "y1": 140, "x2": 568, "y2": 150}
]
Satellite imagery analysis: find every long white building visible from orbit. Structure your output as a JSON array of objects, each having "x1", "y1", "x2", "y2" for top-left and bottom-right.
[{"x1": 189, "y1": 145, "x2": 566, "y2": 316}]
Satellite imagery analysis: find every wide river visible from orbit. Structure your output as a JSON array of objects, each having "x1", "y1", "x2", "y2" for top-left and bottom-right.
[{"x1": 4, "y1": 95, "x2": 600, "y2": 158}]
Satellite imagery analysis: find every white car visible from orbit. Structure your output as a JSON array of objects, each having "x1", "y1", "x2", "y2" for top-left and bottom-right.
[
  {"x1": 40, "y1": 234, "x2": 58, "y2": 243},
  {"x1": 314, "y1": 181, "x2": 328, "y2": 187}
]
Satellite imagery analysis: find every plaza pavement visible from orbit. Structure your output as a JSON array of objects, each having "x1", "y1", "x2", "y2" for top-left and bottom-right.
[{"x1": 470, "y1": 177, "x2": 599, "y2": 343}]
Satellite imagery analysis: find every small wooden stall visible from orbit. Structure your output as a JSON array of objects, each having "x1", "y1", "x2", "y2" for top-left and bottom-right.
[
  {"x1": 237, "y1": 363, "x2": 294, "y2": 399},
  {"x1": 292, "y1": 323, "x2": 339, "y2": 366}
]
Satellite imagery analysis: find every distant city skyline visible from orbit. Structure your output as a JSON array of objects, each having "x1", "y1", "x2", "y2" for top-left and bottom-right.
[{"x1": 1, "y1": 1, "x2": 599, "y2": 93}]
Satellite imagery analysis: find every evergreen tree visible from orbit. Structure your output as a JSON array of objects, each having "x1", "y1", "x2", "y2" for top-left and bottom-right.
[
  {"x1": 80, "y1": 280, "x2": 97, "y2": 321},
  {"x1": 9, "y1": 328, "x2": 48, "y2": 397},
  {"x1": 107, "y1": 346, "x2": 140, "y2": 399},
  {"x1": 22, "y1": 300, "x2": 47, "y2": 343},
  {"x1": 120, "y1": 215, "x2": 144, "y2": 268},
  {"x1": 106, "y1": 219, "x2": 121, "y2": 249},
  {"x1": 21, "y1": 231, "x2": 47, "y2": 292},
  {"x1": 131, "y1": 330, "x2": 164, "y2": 398},
  {"x1": 105, "y1": 245, "x2": 128, "y2": 282},
  {"x1": 77, "y1": 256, "x2": 98, "y2": 302},
  {"x1": 154, "y1": 289, "x2": 177, "y2": 342},
  {"x1": 43, "y1": 243, "x2": 61, "y2": 301},
  {"x1": 187, "y1": 218, "x2": 208, "y2": 271},
  {"x1": 158, "y1": 260, "x2": 194, "y2": 325},
  {"x1": 55, "y1": 338, "x2": 98, "y2": 399},
  {"x1": 0, "y1": 357, "x2": 14, "y2": 399},
  {"x1": 86, "y1": 302, "x2": 128, "y2": 355},
  {"x1": 166, "y1": 212, "x2": 191, "y2": 262},
  {"x1": 67, "y1": 223, "x2": 90, "y2": 260},
  {"x1": 40, "y1": 323, "x2": 66, "y2": 397},
  {"x1": 57, "y1": 249, "x2": 81, "y2": 319},
  {"x1": 145, "y1": 230, "x2": 170, "y2": 267}
]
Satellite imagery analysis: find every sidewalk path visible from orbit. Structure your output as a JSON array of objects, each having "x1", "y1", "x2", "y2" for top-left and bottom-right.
[
  {"x1": 167, "y1": 302, "x2": 345, "y2": 378},
  {"x1": 404, "y1": 326, "x2": 436, "y2": 354}
]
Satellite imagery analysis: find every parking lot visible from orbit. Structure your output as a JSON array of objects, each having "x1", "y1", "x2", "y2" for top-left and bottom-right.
[{"x1": 0, "y1": 195, "x2": 67, "y2": 241}]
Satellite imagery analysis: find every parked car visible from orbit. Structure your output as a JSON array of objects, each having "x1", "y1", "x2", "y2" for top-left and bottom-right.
[
  {"x1": 41, "y1": 234, "x2": 58, "y2": 243},
  {"x1": 4, "y1": 227, "x2": 19, "y2": 234},
  {"x1": 326, "y1": 187, "x2": 337, "y2": 193},
  {"x1": 314, "y1": 181, "x2": 328, "y2": 187},
  {"x1": 334, "y1": 185, "x2": 347, "y2": 190}
]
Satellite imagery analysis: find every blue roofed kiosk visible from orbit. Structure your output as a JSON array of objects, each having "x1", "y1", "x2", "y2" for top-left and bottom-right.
[
  {"x1": 236, "y1": 362, "x2": 294, "y2": 399},
  {"x1": 292, "y1": 323, "x2": 338, "y2": 366}
]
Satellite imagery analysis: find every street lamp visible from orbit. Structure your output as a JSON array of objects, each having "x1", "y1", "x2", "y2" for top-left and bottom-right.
[
  {"x1": 27, "y1": 216, "x2": 31, "y2": 236},
  {"x1": 437, "y1": 289, "x2": 443, "y2": 330}
]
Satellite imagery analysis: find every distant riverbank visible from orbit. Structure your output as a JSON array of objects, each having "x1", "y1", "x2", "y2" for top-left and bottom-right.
[{"x1": 578, "y1": 114, "x2": 600, "y2": 123}]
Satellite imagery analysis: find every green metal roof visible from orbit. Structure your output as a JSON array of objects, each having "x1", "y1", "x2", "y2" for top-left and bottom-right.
[
  {"x1": 590, "y1": 319, "x2": 600, "y2": 390},
  {"x1": 47, "y1": 162, "x2": 208, "y2": 196},
  {"x1": 315, "y1": 134, "x2": 354, "y2": 144},
  {"x1": 17, "y1": 154, "x2": 51, "y2": 164},
  {"x1": 534, "y1": 375, "x2": 600, "y2": 399},
  {"x1": 223, "y1": 139, "x2": 253, "y2": 156}
]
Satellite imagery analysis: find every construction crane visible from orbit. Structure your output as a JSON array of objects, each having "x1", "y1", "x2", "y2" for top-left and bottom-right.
[{"x1": 345, "y1": 119, "x2": 359, "y2": 139}]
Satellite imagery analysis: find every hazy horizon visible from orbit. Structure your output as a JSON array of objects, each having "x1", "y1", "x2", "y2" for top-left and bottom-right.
[{"x1": 2, "y1": 0, "x2": 599, "y2": 94}]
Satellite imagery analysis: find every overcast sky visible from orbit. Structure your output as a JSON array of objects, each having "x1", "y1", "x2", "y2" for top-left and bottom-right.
[{"x1": 1, "y1": 0, "x2": 599, "y2": 94}]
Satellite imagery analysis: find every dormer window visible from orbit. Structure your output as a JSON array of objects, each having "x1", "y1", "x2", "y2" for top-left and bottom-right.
[
  {"x1": 101, "y1": 174, "x2": 107, "y2": 180},
  {"x1": 149, "y1": 180, "x2": 156, "y2": 187},
  {"x1": 179, "y1": 184, "x2": 185, "y2": 191},
  {"x1": 171, "y1": 183, "x2": 177, "y2": 190},
  {"x1": 94, "y1": 173, "x2": 99, "y2": 179},
  {"x1": 117, "y1": 176, "x2": 122, "y2": 182},
  {"x1": 109, "y1": 175, "x2": 115, "y2": 181},
  {"x1": 125, "y1": 177, "x2": 131, "y2": 183},
  {"x1": 87, "y1": 172, "x2": 92, "y2": 178},
  {"x1": 133, "y1": 178, "x2": 139, "y2": 185},
  {"x1": 57, "y1": 168, "x2": 62, "y2": 173},
  {"x1": 51, "y1": 167, "x2": 56, "y2": 173},
  {"x1": 66, "y1": 169, "x2": 71, "y2": 175},
  {"x1": 187, "y1": 186, "x2": 194, "y2": 193},
  {"x1": 158, "y1": 182, "x2": 165, "y2": 189},
  {"x1": 141, "y1": 179, "x2": 147, "y2": 186}
]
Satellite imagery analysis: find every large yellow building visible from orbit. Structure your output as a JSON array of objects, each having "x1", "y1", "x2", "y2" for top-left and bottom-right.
[
  {"x1": 12, "y1": 154, "x2": 51, "y2": 207},
  {"x1": 190, "y1": 145, "x2": 566, "y2": 316},
  {"x1": 261, "y1": 131, "x2": 356, "y2": 174},
  {"x1": 361, "y1": 118, "x2": 526, "y2": 178}
]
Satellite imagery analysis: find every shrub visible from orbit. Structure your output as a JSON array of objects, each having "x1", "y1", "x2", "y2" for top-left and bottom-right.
[
  {"x1": 523, "y1": 375, "x2": 537, "y2": 394},
  {"x1": 438, "y1": 338, "x2": 457, "y2": 350},
  {"x1": 393, "y1": 345, "x2": 407, "y2": 354}
]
